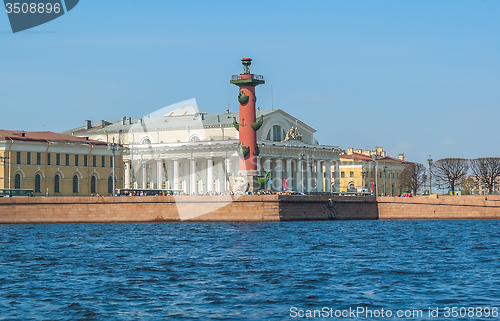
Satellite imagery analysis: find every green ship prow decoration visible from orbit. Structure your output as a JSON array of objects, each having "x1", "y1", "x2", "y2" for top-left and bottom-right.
[
  {"x1": 233, "y1": 117, "x2": 239, "y2": 131},
  {"x1": 238, "y1": 91, "x2": 249, "y2": 104},
  {"x1": 251, "y1": 115, "x2": 263, "y2": 131},
  {"x1": 257, "y1": 171, "x2": 271, "y2": 188},
  {"x1": 237, "y1": 142, "x2": 250, "y2": 159}
]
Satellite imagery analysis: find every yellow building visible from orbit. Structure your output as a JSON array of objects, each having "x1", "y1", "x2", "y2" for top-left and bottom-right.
[
  {"x1": 335, "y1": 147, "x2": 410, "y2": 196},
  {"x1": 0, "y1": 130, "x2": 123, "y2": 196}
]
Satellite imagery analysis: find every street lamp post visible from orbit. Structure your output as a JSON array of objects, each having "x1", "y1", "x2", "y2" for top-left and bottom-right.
[
  {"x1": 390, "y1": 169, "x2": 394, "y2": 196},
  {"x1": 372, "y1": 152, "x2": 381, "y2": 196},
  {"x1": 108, "y1": 137, "x2": 119, "y2": 197},
  {"x1": 383, "y1": 166, "x2": 388, "y2": 196},
  {"x1": 0, "y1": 156, "x2": 10, "y2": 189},
  {"x1": 427, "y1": 155, "x2": 433, "y2": 195},
  {"x1": 299, "y1": 149, "x2": 305, "y2": 193}
]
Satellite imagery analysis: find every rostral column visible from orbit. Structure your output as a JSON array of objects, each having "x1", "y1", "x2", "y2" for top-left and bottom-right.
[{"x1": 230, "y1": 58, "x2": 265, "y2": 190}]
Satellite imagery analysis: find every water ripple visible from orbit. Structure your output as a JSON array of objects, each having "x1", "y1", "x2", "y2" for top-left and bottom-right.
[{"x1": 0, "y1": 220, "x2": 499, "y2": 320}]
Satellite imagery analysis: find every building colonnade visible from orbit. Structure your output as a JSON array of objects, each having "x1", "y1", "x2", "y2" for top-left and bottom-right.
[{"x1": 123, "y1": 155, "x2": 341, "y2": 194}]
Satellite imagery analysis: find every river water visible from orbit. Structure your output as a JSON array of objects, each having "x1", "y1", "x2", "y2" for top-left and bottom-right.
[{"x1": 1, "y1": 220, "x2": 499, "y2": 320}]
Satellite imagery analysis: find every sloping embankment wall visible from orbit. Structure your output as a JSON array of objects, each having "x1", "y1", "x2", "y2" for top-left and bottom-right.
[
  {"x1": 0, "y1": 195, "x2": 378, "y2": 223},
  {"x1": 377, "y1": 195, "x2": 500, "y2": 220},
  {"x1": 1, "y1": 195, "x2": 500, "y2": 224}
]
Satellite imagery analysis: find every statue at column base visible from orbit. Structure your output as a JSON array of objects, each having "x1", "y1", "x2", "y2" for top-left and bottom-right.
[{"x1": 231, "y1": 176, "x2": 249, "y2": 195}]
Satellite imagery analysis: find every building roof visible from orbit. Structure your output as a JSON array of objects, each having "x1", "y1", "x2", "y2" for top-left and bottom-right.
[
  {"x1": 62, "y1": 107, "x2": 316, "y2": 136},
  {"x1": 0, "y1": 130, "x2": 108, "y2": 146},
  {"x1": 340, "y1": 152, "x2": 412, "y2": 165},
  {"x1": 340, "y1": 152, "x2": 374, "y2": 162}
]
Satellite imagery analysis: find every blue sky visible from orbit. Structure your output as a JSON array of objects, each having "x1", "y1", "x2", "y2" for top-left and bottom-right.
[{"x1": 1, "y1": 1, "x2": 499, "y2": 165}]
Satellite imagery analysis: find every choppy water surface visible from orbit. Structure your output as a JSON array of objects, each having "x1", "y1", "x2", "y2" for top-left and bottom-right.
[{"x1": 1, "y1": 220, "x2": 499, "y2": 320}]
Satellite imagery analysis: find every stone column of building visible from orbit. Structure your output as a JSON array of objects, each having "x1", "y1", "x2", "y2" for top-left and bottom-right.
[
  {"x1": 156, "y1": 159, "x2": 163, "y2": 189},
  {"x1": 256, "y1": 157, "x2": 262, "y2": 176},
  {"x1": 124, "y1": 162, "x2": 131, "y2": 189},
  {"x1": 325, "y1": 161, "x2": 332, "y2": 192},
  {"x1": 142, "y1": 162, "x2": 147, "y2": 189},
  {"x1": 216, "y1": 158, "x2": 224, "y2": 192},
  {"x1": 190, "y1": 158, "x2": 196, "y2": 195},
  {"x1": 263, "y1": 157, "x2": 271, "y2": 190},
  {"x1": 334, "y1": 161, "x2": 340, "y2": 193},
  {"x1": 306, "y1": 159, "x2": 312, "y2": 192},
  {"x1": 286, "y1": 159, "x2": 292, "y2": 191},
  {"x1": 275, "y1": 158, "x2": 283, "y2": 191},
  {"x1": 173, "y1": 159, "x2": 179, "y2": 190},
  {"x1": 316, "y1": 160, "x2": 323, "y2": 192},
  {"x1": 296, "y1": 158, "x2": 303, "y2": 192},
  {"x1": 206, "y1": 157, "x2": 213, "y2": 193}
]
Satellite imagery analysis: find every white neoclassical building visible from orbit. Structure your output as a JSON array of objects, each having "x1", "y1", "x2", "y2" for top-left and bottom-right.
[{"x1": 64, "y1": 103, "x2": 341, "y2": 194}]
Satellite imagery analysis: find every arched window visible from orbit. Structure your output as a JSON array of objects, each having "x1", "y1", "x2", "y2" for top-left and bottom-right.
[
  {"x1": 14, "y1": 173, "x2": 21, "y2": 189},
  {"x1": 272, "y1": 125, "x2": 282, "y2": 141},
  {"x1": 35, "y1": 174, "x2": 41, "y2": 193},
  {"x1": 108, "y1": 176, "x2": 114, "y2": 194},
  {"x1": 73, "y1": 175, "x2": 79, "y2": 193},
  {"x1": 266, "y1": 130, "x2": 271, "y2": 140},
  {"x1": 190, "y1": 136, "x2": 200, "y2": 142},
  {"x1": 141, "y1": 138, "x2": 151, "y2": 145},
  {"x1": 91, "y1": 175, "x2": 97, "y2": 194},
  {"x1": 54, "y1": 175, "x2": 61, "y2": 193}
]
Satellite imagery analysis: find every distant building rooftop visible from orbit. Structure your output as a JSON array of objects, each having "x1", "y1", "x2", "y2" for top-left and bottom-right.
[{"x1": 0, "y1": 130, "x2": 107, "y2": 146}]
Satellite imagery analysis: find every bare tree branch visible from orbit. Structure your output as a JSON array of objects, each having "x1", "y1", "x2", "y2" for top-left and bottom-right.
[
  {"x1": 432, "y1": 158, "x2": 469, "y2": 194},
  {"x1": 470, "y1": 157, "x2": 500, "y2": 195},
  {"x1": 400, "y1": 163, "x2": 426, "y2": 196}
]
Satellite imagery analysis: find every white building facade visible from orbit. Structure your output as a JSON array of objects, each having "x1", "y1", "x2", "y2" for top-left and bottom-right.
[{"x1": 65, "y1": 106, "x2": 341, "y2": 194}]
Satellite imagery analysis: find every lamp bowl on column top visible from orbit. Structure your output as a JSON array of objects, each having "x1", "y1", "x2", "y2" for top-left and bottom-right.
[{"x1": 241, "y1": 58, "x2": 252, "y2": 73}]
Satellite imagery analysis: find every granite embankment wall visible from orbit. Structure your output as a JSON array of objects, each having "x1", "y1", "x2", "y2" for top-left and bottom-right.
[
  {"x1": 0, "y1": 195, "x2": 378, "y2": 224},
  {"x1": 377, "y1": 195, "x2": 500, "y2": 220},
  {"x1": 1, "y1": 195, "x2": 499, "y2": 224}
]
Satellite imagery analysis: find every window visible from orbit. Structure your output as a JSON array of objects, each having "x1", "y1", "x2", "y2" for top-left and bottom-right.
[
  {"x1": 84, "y1": 155, "x2": 88, "y2": 167},
  {"x1": 56, "y1": 154, "x2": 61, "y2": 166},
  {"x1": 36, "y1": 153, "x2": 41, "y2": 165},
  {"x1": 65, "y1": 154, "x2": 70, "y2": 166},
  {"x1": 75, "y1": 155, "x2": 79, "y2": 167},
  {"x1": 142, "y1": 138, "x2": 151, "y2": 145},
  {"x1": 101, "y1": 156, "x2": 105, "y2": 167},
  {"x1": 272, "y1": 125, "x2": 282, "y2": 142},
  {"x1": 35, "y1": 174, "x2": 41, "y2": 193},
  {"x1": 73, "y1": 175, "x2": 79, "y2": 193},
  {"x1": 47, "y1": 153, "x2": 51, "y2": 165},
  {"x1": 341, "y1": 172, "x2": 345, "y2": 178},
  {"x1": 16, "y1": 152, "x2": 21, "y2": 164},
  {"x1": 397, "y1": 173, "x2": 399, "y2": 179},
  {"x1": 91, "y1": 176, "x2": 97, "y2": 194},
  {"x1": 380, "y1": 172, "x2": 382, "y2": 178},
  {"x1": 14, "y1": 173, "x2": 21, "y2": 189},
  {"x1": 350, "y1": 171, "x2": 354, "y2": 178},
  {"x1": 108, "y1": 176, "x2": 114, "y2": 194},
  {"x1": 109, "y1": 156, "x2": 113, "y2": 168},
  {"x1": 92, "y1": 155, "x2": 97, "y2": 167},
  {"x1": 371, "y1": 172, "x2": 373, "y2": 178},
  {"x1": 266, "y1": 130, "x2": 271, "y2": 140},
  {"x1": 54, "y1": 174, "x2": 60, "y2": 193},
  {"x1": 27, "y1": 152, "x2": 31, "y2": 165},
  {"x1": 190, "y1": 136, "x2": 200, "y2": 142}
]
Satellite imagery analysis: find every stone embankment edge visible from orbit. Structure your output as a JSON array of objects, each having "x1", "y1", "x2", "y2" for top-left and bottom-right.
[{"x1": 0, "y1": 195, "x2": 499, "y2": 224}]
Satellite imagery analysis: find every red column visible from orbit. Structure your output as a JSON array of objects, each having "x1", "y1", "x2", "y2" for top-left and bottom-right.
[{"x1": 237, "y1": 82, "x2": 257, "y2": 172}]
